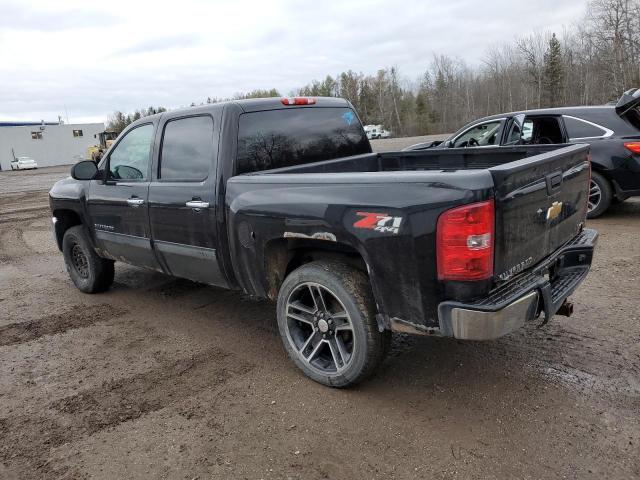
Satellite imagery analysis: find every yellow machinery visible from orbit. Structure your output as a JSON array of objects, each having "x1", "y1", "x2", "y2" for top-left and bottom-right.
[{"x1": 87, "y1": 131, "x2": 118, "y2": 161}]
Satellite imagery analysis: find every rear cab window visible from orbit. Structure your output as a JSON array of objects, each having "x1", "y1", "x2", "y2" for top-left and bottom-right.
[{"x1": 236, "y1": 107, "x2": 370, "y2": 174}]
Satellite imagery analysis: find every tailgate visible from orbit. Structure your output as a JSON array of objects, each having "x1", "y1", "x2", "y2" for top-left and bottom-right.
[{"x1": 489, "y1": 144, "x2": 590, "y2": 282}]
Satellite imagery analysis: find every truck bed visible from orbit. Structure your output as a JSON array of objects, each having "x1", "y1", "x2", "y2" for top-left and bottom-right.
[
  {"x1": 228, "y1": 143, "x2": 591, "y2": 329},
  {"x1": 245, "y1": 144, "x2": 572, "y2": 175}
]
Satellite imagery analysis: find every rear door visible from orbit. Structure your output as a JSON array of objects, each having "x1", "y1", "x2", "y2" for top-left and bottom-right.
[
  {"x1": 88, "y1": 122, "x2": 159, "y2": 270},
  {"x1": 489, "y1": 144, "x2": 590, "y2": 282},
  {"x1": 148, "y1": 111, "x2": 228, "y2": 287}
]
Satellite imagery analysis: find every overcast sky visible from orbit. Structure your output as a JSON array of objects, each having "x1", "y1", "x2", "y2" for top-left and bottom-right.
[{"x1": 0, "y1": 0, "x2": 586, "y2": 124}]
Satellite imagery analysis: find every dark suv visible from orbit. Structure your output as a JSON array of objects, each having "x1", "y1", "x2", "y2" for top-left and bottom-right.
[{"x1": 405, "y1": 89, "x2": 640, "y2": 218}]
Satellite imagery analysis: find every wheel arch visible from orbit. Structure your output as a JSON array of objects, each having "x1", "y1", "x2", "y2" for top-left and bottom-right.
[
  {"x1": 263, "y1": 238, "x2": 369, "y2": 300},
  {"x1": 52, "y1": 208, "x2": 83, "y2": 251}
]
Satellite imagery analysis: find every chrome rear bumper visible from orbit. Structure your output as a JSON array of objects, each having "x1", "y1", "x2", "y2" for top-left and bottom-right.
[
  {"x1": 444, "y1": 291, "x2": 539, "y2": 340},
  {"x1": 437, "y1": 228, "x2": 597, "y2": 341}
]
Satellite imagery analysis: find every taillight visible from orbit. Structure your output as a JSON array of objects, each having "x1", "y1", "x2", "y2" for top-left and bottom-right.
[
  {"x1": 437, "y1": 200, "x2": 495, "y2": 281},
  {"x1": 624, "y1": 142, "x2": 640, "y2": 154},
  {"x1": 281, "y1": 97, "x2": 316, "y2": 106}
]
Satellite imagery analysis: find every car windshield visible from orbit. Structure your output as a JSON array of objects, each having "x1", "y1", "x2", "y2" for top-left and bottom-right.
[{"x1": 452, "y1": 120, "x2": 503, "y2": 147}]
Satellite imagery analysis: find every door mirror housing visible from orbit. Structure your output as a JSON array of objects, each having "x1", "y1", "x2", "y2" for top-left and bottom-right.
[{"x1": 71, "y1": 160, "x2": 99, "y2": 180}]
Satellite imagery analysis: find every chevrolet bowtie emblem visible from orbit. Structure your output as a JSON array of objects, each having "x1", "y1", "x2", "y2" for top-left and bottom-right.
[{"x1": 546, "y1": 201, "x2": 563, "y2": 220}]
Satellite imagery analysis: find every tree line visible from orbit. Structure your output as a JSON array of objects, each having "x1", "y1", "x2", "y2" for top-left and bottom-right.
[{"x1": 107, "y1": 0, "x2": 640, "y2": 136}]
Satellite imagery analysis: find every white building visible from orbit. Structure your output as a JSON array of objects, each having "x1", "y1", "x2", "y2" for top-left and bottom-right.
[{"x1": 0, "y1": 122, "x2": 105, "y2": 171}]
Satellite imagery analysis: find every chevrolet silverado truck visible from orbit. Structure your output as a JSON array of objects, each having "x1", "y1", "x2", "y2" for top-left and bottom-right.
[{"x1": 49, "y1": 97, "x2": 597, "y2": 387}]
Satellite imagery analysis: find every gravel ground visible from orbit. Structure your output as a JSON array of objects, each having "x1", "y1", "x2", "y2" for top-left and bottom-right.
[{"x1": 0, "y1": 140, "x2": 638, "y2": 479}]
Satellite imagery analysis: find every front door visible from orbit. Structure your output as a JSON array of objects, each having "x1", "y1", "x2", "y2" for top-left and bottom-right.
[
  {"x1": 148, "y1": 113, "x2": 227, "y2": 287},
  {"x1": 88, "y1": 122, "x2": 159, "y2": 270}
]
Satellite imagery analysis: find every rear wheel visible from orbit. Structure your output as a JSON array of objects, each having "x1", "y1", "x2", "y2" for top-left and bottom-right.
[
  {"x1": 277, "y1": 261, "x2": 390, "y2": 387},
  {"x1": 587, "y1": 171, "x2": 612, "y2": 219},
  {"x1": 62, "y1": 226, "x2": 114, "y2": 293}
]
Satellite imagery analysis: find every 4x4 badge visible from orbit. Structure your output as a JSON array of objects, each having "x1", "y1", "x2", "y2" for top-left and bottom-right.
[{"x1": 354, "y1": 212, "x2": 403, "y2": 234}]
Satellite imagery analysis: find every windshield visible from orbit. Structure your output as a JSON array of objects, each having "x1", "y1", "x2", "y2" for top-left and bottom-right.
[{"x1": 452, "y1": 120, "x2": 504, "y2": 147}]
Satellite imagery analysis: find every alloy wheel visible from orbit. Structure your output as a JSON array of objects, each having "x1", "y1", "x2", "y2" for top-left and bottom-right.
[
  {"x1": 284, "y1": 282, "x2": 355, "y2": 374},
  {"x1": 588, "y1": 179, "x2": 601, "y2": 213}
]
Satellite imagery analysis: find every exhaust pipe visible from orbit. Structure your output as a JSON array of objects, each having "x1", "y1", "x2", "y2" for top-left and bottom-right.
[{"x1": 556, "y1": 300, "x2": 574, "y2": 317}]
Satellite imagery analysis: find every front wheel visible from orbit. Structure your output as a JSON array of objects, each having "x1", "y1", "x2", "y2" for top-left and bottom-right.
[
  {"x1": 62, "y1": 226, "x2": 114, "y2": 293},
  {"x1": 277, "y1": 261, "x2": 390, "y2": 387},
  {"x1": 587, "y1": 171, "x2": 612, "y2": 219}
]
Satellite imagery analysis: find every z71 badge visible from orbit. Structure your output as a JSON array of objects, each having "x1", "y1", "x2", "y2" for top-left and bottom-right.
[{"x1": 353, "y1": 212, "x2": 403, "y2": 234}]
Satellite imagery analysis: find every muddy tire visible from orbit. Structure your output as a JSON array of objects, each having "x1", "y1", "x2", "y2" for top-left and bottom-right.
[
  {"x1": 62, "y1": 226, "x2": 114, "y2": 293},
  {"x1": 277, "y1": 260, "x2": 391, "y2": 387},
  {"x1": 587, "y1": 171, "x2": 612, "y2": 219}
]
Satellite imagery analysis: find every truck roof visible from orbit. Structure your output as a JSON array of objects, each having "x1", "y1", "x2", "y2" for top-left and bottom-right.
[{"x1": 128, "y1": 97, "x2": 352, "y2": 126}]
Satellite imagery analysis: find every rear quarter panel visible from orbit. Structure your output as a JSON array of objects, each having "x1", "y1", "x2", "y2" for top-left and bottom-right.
[{"x1": 225, "y1": 171, "x2": 494, "y2": 328}]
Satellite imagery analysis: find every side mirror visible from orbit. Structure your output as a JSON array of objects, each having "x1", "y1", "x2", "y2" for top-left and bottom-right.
[
  {"x1": 71, "y1": 160, "x2": 99, "y2": 180},
  {"x1": 444, "y1": 140, "x2": 453, "y2": 148}
]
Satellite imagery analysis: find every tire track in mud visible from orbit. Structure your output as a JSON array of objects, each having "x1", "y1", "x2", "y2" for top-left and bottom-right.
[
  {"x1": 0, "y1": 347, "x2": 254, "y2": 478},
  {"x1": 0, "y1": 304, "x2": 128, "y2": 347},
  {"x1": 0, "y1": 206, "x2": 50, "y2": 225},
  {"x1": 0, "y1": 191, "x2": 50, "y2": 225},
  {"x1": 491, "y1": 323, "x2": 640, "y2": 395}
]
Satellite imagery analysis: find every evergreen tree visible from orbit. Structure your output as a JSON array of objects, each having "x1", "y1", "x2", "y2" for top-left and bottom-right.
[{"x1": 543, "y1": 33, "x2": 564, "y2": 107}]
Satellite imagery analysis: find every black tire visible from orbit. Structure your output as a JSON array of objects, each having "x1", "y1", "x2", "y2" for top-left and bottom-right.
[
  {"x1": 587, "y1": 171, "x2": 612, "y2": 219},
  {"x1": 62, "y1": 225, "x2": 114, "y2": 293},
  {"x1": 276, "y1": 260, "x2": 391, "y2": 387}
]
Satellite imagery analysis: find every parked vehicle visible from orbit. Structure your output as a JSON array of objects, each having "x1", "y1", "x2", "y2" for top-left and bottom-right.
[
  {"x1": 404, "y1": 88, "x2": 640, "y2": 218},
  {"x1": 87, "y1": 130, "x2": 118, "y2": 162},
  {"x1": 11, "y1": 156, "x2": 38, "y2": 170},
  {"x1": 49, "y1": 97, "x2": 597, "y2": 387},
  {"x1": 364, "y1": 124, "x2": 391, "y2": 139}
]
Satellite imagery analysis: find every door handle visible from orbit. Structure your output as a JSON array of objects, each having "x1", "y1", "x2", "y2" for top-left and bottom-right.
[
  {"x1": 126, "y1": 197, "x2": 145, "y2": 207},
  {"x1": 186, "y1": 201, "x2": 210, "y2": 209}
]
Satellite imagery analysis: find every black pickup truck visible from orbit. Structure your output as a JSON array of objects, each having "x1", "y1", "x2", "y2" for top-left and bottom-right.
[{"x1": 50, "y1": 97, "x2": 597, "y2": 387}]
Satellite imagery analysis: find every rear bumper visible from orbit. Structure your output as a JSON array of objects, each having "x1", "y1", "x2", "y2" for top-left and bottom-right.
[{"x1": 438, "y1": 228, "x2": 598, "y2": 340}]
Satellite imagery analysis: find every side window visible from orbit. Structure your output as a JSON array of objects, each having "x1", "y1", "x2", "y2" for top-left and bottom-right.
[
  {"x1": 563, "y1": 116, "x2": 608, "y2": 139},
  {"x1": 505, "y1": 115, "x2": 526, "y2": 145},
  {"x1": 160, "y1": 116, "x2": 214, "y2": 181},
  {"x1": 452, "y1": 120, "x2": 504, "y2": 147},
  {"x1": 108, "y1": 124, "x2": 153, "y2": 181},
  {"x1": 522, "y1": 119, "x2": 534, "y2": 142},
  {"x1": 505, "y1": 121, "x2": 521, "y2": 144}
]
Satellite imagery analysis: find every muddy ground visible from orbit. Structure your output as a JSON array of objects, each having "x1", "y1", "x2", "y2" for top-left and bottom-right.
[{"x1": 0, "y1": 149, "x2": 638, "y2": 479}]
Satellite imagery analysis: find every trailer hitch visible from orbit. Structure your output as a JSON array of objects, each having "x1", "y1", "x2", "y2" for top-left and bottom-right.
[{"x1": 537, "y1": 279, "x2": 574, "y2": 327}]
